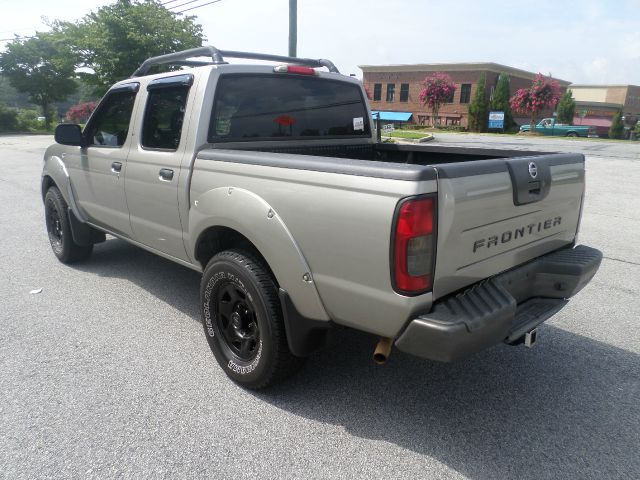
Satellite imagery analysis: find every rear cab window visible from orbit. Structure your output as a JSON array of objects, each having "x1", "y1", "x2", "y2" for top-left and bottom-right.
[{"x1": 209, "y1": 74, "x2": 371, "y2": 142}]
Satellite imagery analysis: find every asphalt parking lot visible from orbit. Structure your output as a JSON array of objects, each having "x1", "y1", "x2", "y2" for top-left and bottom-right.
[{"x1": 0, "y1": 134, "x2": 638, "y2": 479}]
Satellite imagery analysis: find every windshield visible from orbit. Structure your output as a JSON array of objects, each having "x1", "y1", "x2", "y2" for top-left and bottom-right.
[{"x1": 209, "y1": 74, "x2": 371, "y2": 142}]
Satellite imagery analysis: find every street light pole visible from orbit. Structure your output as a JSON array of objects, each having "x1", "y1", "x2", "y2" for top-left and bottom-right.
[{"x1": 289, "y1": 0, "x2": 297, "y2": 57}]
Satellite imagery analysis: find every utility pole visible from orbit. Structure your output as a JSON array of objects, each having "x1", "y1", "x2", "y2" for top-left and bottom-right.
[{"x1": 289, "y1": 0, "x2": 297, "y2": 57}]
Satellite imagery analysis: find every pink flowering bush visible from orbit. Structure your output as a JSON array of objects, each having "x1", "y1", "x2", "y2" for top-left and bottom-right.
[
  {"x1": 419, "y1": 73, "x2": 456, "y2": 126},
  {"x1": 510, "y1": 73, "x2": 561, "y2": 132},
  {"x1": 66, "y1": 101, "x2": 98, "y2": 124}
]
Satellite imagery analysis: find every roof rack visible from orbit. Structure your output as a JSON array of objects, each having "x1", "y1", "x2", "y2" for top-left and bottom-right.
[{"x1": 130, "y1": 45, "x2": 340, "y2": 77}]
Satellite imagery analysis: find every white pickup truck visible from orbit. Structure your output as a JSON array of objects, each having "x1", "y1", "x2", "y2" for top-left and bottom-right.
[{"x1": 42, "y1": 46, "x2": 602, "y2": 389}]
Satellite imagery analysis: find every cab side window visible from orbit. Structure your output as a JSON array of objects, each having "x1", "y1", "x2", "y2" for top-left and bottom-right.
[
  {"x1": 85, "y1": 89, "x2": 137, "y2": 147},
  {"x1": 142, "y1": 85, "x2": 190, "y2": 150}
]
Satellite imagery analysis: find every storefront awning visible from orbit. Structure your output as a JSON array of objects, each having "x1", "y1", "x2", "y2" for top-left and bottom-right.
[{"x1": 371, "y1": 111, "x2": 413, "y2": 121}]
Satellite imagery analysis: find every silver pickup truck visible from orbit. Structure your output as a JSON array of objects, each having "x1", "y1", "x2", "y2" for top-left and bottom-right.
[{"x1": 42, "y1": 46, "x2": 602, "y2": 389}]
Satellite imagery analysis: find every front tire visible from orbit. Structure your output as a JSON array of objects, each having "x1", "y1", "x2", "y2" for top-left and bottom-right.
[
  {"x1": 44, "y1": 186, "x2": 93, "y2": 263},
  {"x1": 200, "y1": 250, "x2": 301, "y2": 389}
]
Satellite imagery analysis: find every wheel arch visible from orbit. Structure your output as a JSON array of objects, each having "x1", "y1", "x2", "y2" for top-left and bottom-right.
[
  {"x1": 42, "y1": 153, "x2": 88, "y2": 223},
  {"x1": 41, "y1": 174, "x2": 56, "y2": 201},
  {"x1": 195, "y1": 225, "x2": 277, "y2": 284},
  {"x1": 189, "y1": 187, "x2": 330, "y2": 323}
]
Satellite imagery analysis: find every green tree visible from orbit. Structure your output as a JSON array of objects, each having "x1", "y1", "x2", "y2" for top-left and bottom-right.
[
  {"x1": 0, "y1": 34, "x2": 77, "y2": 129},
  {"x1": 55, "y1": 0, "x2": 204, "y2": 96},
  {"x1": 489, "y1": 73, "x2": 513, "y2": 131},
  {"x1": 609, "y1": 111, "x2": 624, "y2": 139},
  {"x1": 468, "y1": 72, "x2": 488, "y2": 132},
  {"x1": 556, "y1": 89, "x2": 576, "y2": 125},
  {"x1": 0, "y1": 75, "x2": 33, "y2": 108}
]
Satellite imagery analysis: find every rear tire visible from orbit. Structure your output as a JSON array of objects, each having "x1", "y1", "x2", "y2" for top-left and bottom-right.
[
  {"x1": 44, "y1": 186, "x2": 93, "y2": 263},
  {"x1": 200, "y1": 249, "x2": 302, "y2": 389},
  {"x1": 566, "y1": 132, "x2": 578, "y2": 137}
]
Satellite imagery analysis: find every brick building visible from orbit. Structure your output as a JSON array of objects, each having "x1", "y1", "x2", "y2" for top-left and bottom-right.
[
  {"x1": 359, "y1": 62, "x2": 571, "y2": 128},
  {"x1": 570, "y1": 84, "x2": 640, "y2": 134}
]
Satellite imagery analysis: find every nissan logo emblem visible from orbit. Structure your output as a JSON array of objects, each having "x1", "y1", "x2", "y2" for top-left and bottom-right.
[{"x1": 528, "y1": 162, "x2": 538, "y2": 179}]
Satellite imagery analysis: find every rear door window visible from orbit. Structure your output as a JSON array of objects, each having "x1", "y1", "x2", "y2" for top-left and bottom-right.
[
  {"x1": 209, "y1": 74, "x2": 371, "y2": 142},
  {"x1": 142, "y1": 75, "x2": 193, "y2": 150}
]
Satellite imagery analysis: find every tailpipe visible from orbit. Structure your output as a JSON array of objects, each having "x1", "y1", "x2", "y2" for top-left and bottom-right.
[
  {"x1": 373, "y1": 337, "x2": 393, "y2": 365},
  {"x1": 524, "y1": 328, "x2": 538, "y2": 348}
]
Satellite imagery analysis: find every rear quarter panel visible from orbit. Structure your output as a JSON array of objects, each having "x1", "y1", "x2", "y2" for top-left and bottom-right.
[{"x1": 189, "y1": 152, "x2": 438, "y2": 337}]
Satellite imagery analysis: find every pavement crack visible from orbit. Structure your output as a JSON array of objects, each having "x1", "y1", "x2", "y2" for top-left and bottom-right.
[{"x1": 603, "y1": 256, "x2": 640, "y2": 266}]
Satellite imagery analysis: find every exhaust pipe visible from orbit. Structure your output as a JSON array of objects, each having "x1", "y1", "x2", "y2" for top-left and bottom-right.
[
  {"x1": 524, "y1": 328, "x2": 538, "y2": 348},
  {"x1": 373, "y1": 337, "x2": 393, "y2": 364}
]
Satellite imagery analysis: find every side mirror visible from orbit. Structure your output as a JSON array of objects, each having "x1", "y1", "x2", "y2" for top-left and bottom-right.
[{"x1": 54, "y1": 124, "x2": 85, "y2": 147}]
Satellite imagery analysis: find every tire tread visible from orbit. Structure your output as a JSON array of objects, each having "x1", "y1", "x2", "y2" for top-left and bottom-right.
[
  {"x1": 203, "y1": 249, "x2": 302, "y2": 389},
  {"x1": 45, "y1": 186, "x2": 93, "y2": 263}
]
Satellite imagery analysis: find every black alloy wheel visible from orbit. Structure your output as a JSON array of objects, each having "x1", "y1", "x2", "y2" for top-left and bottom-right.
[
  {"x1": 46, "y1": 198, "x2": 64, "y2": 253},
  {"x1": 200, "y1": 249, "x2": 302, "y2": 389},
  {"x1": 44, "y1": 186, "x2": 93, "y2": 263},
  {"x1": 216, "y1": 281, "x2": 260, "y2": 361}
]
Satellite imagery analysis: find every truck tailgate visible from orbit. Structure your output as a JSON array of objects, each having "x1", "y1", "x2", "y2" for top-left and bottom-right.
[{"x1": 432, "y1": 153, "x2": 584, "y2": 300}]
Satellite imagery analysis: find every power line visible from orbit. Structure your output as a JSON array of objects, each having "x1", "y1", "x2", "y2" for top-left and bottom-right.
[
  {"x1": 168, "y1": 0, "x2": 204, "y2": 10},
  {"x1": 161, "y1": 0, "x2": 183, "y2": 4},
  {"x1": 175, "y1": 0, "x2": 223, "y2": 14}
]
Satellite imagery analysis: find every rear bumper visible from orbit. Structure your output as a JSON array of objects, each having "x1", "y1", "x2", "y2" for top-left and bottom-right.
[{"x1": 395, "y1": 244, "x2": 602, "y2": 362}]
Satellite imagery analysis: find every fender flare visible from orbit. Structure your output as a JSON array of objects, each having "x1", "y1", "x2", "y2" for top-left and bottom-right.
[
  {"x1": 188, "y1": 187, "x2": 330, "y2": 323},
  {"x1": 41, "y1": 154, "x2": 87, "y2": 223}
]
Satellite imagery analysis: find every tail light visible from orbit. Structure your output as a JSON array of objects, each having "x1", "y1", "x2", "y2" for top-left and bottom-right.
[{"x1": 391, "y1": 195, "x2": 437, "y2": 295}]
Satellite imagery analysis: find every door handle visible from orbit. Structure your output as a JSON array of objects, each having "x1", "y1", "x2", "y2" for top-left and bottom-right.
[
  {"x1": 111, "y1": 162, "x2": 122, "y2": 174},
  {"x1": 159, "y1": 168, "x2": 174, "y2": 181}
]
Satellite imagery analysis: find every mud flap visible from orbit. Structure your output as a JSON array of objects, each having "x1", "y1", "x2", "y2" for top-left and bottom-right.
[{"x1": 67, "y1": 208, "x2": 106, "y2": 246}]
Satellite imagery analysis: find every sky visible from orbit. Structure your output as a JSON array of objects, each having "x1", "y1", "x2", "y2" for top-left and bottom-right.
[{"x1": 1, "y1": 0, "x2": 639, "y2": 85}]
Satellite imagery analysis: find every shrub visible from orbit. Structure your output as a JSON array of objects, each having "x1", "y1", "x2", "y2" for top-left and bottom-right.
[
  {"x1": 556, "y1": 90, "x2": 576, "y2": 125},
  {"x1": 66, "y1": 101, "x2": 98, "y2": 123},
  {"x1": 0, "y1": 105, "x2": 19, "y2": 132},
  {"x1": 609, "y1": 111, "x2": 624, "y2": 139},
  {"x1": 16, "y1": 108, "x2": 44, "y2": 131},
  {"x1": 434, "y1": 125, "x2": 467, "y2": 132}
]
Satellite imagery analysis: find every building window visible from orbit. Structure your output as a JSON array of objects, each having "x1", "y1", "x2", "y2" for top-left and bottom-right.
[
  {"x1": 446, "y1": 89, "x2": 455, "y2": 103},
  {"x1": 386, "y1": 83, "x2": 395, "y2": 102},
  {"x1": 400, "y1": 83, "x2": 409, "y2": 102},
  {"x1": 373, "y1": 83, "x2": 382, "y2": 101},
  {"x1": 460, "y1": 84, "x2": 471, "y2": 104}
]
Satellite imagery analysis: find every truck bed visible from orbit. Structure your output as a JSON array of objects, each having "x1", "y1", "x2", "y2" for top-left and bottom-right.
[
  {"x1": 208, "y1": 141, "x2": 544, "y2": 165},
  {"x1": 197, "y1": 142, "x2": 584, "y2": 304}
]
